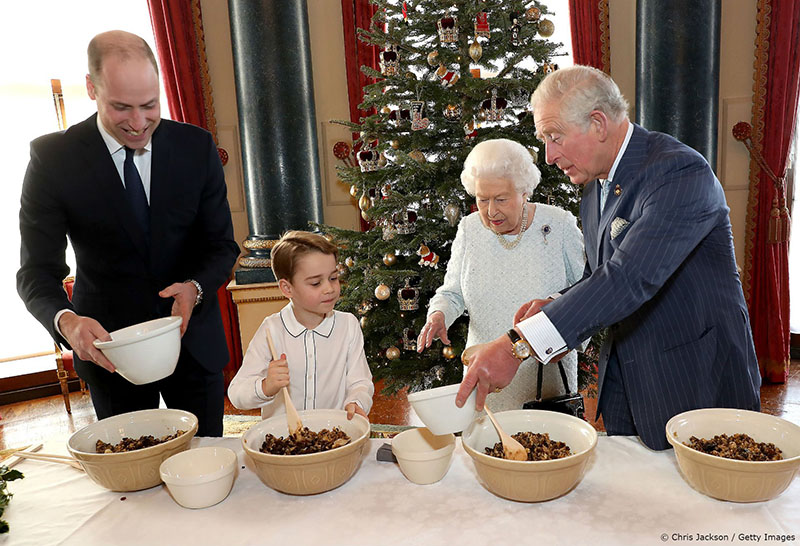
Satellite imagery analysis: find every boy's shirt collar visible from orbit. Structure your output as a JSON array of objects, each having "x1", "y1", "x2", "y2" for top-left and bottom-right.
[{"x1": 280, "y1": 301, "x2": 335, "y2": 338}]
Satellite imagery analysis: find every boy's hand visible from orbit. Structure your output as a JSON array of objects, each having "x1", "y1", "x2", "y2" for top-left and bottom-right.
[
  {"x1": 261, "y1": 353, "x2": 289, "y2": 397},
  {"x1": 345, "y1": 402, "x2": 367, "y2": 420}
]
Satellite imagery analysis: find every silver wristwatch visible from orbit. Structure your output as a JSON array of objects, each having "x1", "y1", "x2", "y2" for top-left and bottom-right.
[{"x1": 185, "y1": 279, "x2": 203, "y2": 307}]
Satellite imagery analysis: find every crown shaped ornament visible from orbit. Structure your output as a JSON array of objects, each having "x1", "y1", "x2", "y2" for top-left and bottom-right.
[
  {"x1": 397, "y1": 278, "x2": 420, "y2": 311},
  {"x1": 393, "y1": 209, "x2": 418, "y2": 235},
  {"x1": 379, "y1": 45, "x2": 400, "y2": 77},
  {"x1": 437, "y1": 14, "x2": 459, "y2": 43},
  {"x1": 481, "y1": 89, "x2": 508, "y2": 122},
  {"x1": 357, "y1": 148, "x2": 380, "y2": 173},
  {"x1": 402, "y1": 327, "x2": 417, "y2": 351},
  {"x1": 509, "y1": 88, "x2": 530, "y2": 108}
]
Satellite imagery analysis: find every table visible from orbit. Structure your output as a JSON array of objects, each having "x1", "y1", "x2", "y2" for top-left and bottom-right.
[{"x1": 3, "y1": 436, "x2": 798, "y2": 545}]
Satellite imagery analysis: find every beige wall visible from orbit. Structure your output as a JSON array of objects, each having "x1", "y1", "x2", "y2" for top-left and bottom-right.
[
  {"x1": 609, "y1": 0, "x2": 757, "y2": 268},
  {"x1": 200, "y1": 0, "x2": 359, "y2": 252}
]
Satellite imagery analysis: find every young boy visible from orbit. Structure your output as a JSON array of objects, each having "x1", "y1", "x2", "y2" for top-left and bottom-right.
[{"x1": 228, "y1": 231, "x2": 374, "y2": 420}]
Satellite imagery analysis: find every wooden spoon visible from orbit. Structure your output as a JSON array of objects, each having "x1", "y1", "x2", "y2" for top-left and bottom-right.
[
  {"x1": 11, "y1": 450, "x2": 84, "y2": 471},
  {"x1": 484, "y1": 406, "x2": 528, "y2": 461},
  {"x1": 265, "y1": 329, "x2": 303, "y2": 436}
]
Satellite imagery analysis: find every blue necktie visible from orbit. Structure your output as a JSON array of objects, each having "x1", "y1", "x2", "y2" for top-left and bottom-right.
[
  {"x1": 124, "y1": 147, "x2": 150, "y2": 240},
  {"x1": 599, "y1": 179, "x2": 611, "y2": 213}
]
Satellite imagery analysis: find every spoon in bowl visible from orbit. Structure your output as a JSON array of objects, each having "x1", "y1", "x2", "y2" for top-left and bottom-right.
[
  {"x1": 265, "y1": 329, "x2": 303, "y2": 436},
  {"x1": 483, "y1": 406, "x2": 528, "y2": 461}
]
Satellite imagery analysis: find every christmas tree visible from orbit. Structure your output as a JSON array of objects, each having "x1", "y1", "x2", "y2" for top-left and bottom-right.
[{"x1": 321, "y1": 0, "x2": 596, "y2": 394}]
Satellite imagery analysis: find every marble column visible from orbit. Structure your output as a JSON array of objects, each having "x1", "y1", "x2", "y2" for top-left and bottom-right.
[
  {"x1": 228, "y1": 0, "x2": 324, "y2": 283},
  {"x1": 636, "y1": 0, "x2": 721, "y2": 170}
]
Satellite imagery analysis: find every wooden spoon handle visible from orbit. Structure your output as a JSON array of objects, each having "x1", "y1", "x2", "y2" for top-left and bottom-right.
[{"x1": 266, "y1": 329, "x2": 303, "y2": 435}]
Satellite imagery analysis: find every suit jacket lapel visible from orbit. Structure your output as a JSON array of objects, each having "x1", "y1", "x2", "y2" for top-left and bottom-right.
[
  {"x1": 581, "y1": 181, "x2": 601, "y2": 270},
  {"x1": 149, "y1": 121, "x2": 171, "y2": 265},
  {"x1": 75, "y1": 115, "x2": 150, "y2": 260}
]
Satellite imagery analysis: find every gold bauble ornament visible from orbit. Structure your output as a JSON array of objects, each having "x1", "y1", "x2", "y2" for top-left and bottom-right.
[
  {"x1": 383, "y1": 252, "x2": 397, "y2": 266},
  {"x1": 538, "y1": 18, "x2": 555, "y2": 37},
  {"x1": 525, "y1": 7, "x2": 541, "y2": 22},
  {"x1": 386, "y1": 346, "x2": 401, "y2": 360},
  {"x1": 469, "y1": 40, "x2": 483, "y2": 62},
  {"x1": 405, "y1": 71, "x2": 417, "y2": 80},
  {"x1": 361, "y1": 210, "x2": 370, "y2": 222},
  {"x1": 349, "y1": 185, "x2": 359, "y2": 197},
  {"x1": 382, "y1": 106, "x2": 392, "y2": 114},
  {"x1": 360, "y1": 316, "x2": 368, "y2": 329},
  {"x1": 358, "y1": 193, "x2": 371, "y2": 212},
  {"x1": 345, "y1": 257, "x2": 355, "y2": 267},
  {"x1": 378, "y1": 153, "x2": 387, "y2": 167},
  {"x1": 427, "y1": 50, "x2": 439, "y2": 66},
  {"x1": 442, "y1": 346, "x2": 456, "y2": 359},
  {"x1": 374, "y1": 283, "x2": 391, "y2": 300},
  {"x1": 409, "y1": 150, "x2": 426, "y2": 163},
  {"x1": 390, "y1": 140, "x2": 400, "y2": 149}
]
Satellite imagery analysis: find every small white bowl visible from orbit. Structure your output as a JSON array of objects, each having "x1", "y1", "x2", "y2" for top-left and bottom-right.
[
  {"x1": 94, "y1": 316, "x2": 182, "y2": 385},
  {"x1": 160, "y1": 447, "x2": 237, "y2": 509},
  {"x1": 407, "y1": 383, "x2": 477, "y2": 435},
  {"x1": 391, "y1": 428, "x2": 455, "y2": 485}
]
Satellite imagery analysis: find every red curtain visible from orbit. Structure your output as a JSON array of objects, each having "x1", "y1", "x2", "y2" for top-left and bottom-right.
[
  {"x1": 742, "y1": 0, "x2": 800, "y2": 383},
  {"x1": 147, "y1": 0, "x2": 243, "y2": 384},
  {"x1": 568, "y1": 0, "x2": 610, "y2": 72}
]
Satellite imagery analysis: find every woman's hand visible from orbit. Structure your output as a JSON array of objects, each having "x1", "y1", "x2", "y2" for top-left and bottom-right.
[
  {"x1": 416, "y1": 311, "x2": 450, "y2": 352},
  {"x1": 261, "y1": 353, "x2": 289, "y2": 397}
]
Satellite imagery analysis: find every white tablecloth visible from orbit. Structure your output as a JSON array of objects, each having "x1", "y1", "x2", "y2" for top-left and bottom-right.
[{"x1": 3, "y1": 436, "x2": 798, "y2": 546}]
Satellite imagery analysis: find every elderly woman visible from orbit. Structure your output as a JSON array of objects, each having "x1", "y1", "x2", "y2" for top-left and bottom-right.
[{"x1": 417, "y1": 138, "x2": 585, "y2": 412}]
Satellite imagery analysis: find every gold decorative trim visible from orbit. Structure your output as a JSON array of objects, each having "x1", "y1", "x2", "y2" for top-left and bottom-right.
[
  {"x1": 742, "y1": 0, "x2": 771, "y2": 303},
  {"x1": 239, "y1": 256, "x2": 272, "y2": 268},
  {"x1": 236, "y1": 295, "x2": 287, "y2": 304},
  {"x1": 192, "y1": 0, "x2": 218, "y2": 143},
  {"x1": 598, "y1": 0, "x2": 610, "y2": 74},
  {"x1": 242, "y1": 238, "x2": 278, "y2": 250}
]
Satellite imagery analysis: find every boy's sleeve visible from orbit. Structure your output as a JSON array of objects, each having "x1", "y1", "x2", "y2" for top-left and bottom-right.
[
  {"x1": 344, "y1": 315, "x2": 374, "y2": 414},
  {"x1": 227, "y1": 318, "x2": 278, "y2": 410}
]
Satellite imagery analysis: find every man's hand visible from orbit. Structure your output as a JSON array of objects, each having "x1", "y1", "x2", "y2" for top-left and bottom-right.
[
  {"x1": 456, "y1": 334, "x2": 520, "y2": 411},
  {"x1": 417, "y1": 311, "x2": 450, "y2": 352},
  {"x1": 58, "y1": 312, "x2": 115, "y2": 372},
  {"x1": 514, "y1": 298, "x2": 552, "y2": 325},
  {"x1": 158, "y1": 282, "x2": 197, "y2": 336}
]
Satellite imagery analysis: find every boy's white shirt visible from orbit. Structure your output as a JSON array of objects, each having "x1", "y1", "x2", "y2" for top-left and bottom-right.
[{"x1": 227, "y1": 301, "x2": 374, "y2": 419}]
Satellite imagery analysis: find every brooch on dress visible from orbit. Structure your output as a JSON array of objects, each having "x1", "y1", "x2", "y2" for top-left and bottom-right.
[{"x1": 541, "y1": 224, "x2": 551, "y2": 244}]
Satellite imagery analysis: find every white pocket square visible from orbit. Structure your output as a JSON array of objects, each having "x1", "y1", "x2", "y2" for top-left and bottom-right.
[{"x1": 610, "y1": 217, "x2": 630, "y2": 239}]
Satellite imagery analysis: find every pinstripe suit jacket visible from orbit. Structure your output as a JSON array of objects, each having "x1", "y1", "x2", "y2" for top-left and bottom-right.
[{"x1": 543, "y1": 124, "x2": 761, "y2": 450}]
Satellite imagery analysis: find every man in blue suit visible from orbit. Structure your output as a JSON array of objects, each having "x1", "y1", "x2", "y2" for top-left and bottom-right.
[
  {"x1": 17, "y1": 31, "x2": 239, "y2": 436},
  {"x1": 456, "y1": 65, "x2": 761, "y2": 450}
]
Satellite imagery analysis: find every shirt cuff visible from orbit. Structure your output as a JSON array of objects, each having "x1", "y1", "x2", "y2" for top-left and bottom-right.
[
  {"x1": 254, "y1": 378, "x2": 275, "y2": 402},
  {"x1": 517, "y1": 311, "x2": 567, "y2": 365},
  {"x1": 54, "y1": 309, "x2": 76, "y2": 339}
]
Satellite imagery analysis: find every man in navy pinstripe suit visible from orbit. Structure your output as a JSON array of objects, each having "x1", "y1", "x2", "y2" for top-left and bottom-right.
[{"x1": 456, "y1": 65, "x2": 761, "y2": 450}]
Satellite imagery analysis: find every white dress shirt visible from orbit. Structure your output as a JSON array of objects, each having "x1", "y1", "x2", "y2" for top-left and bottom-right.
[
  {"x1": 518, "y1": 121, "x2": 633, "y2": 363},
  {"x1": 227, "y1": 301, "x2": 374, "y2": 420}
]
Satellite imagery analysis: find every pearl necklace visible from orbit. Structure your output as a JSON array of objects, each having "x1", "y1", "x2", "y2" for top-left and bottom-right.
[{"x1": 493, "y1": 203, "x2": 529, "y2": 250}]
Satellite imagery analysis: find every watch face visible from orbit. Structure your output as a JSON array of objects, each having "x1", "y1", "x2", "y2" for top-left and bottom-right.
[{"x1": 513, "y1": 341, "x2": 531, "y2": 360}]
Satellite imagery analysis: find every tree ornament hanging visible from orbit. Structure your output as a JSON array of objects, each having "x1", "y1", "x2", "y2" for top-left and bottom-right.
[
  {"x1": 374, "y1": 283, "x2": 391, "y2": 300},
  {"x1": 410, "y1": 100, "x2": 430, "y2": 130},
  {"x1": 409, "y1": 149, "x2": 427, "y2": 164},
  {"x1": 358, "y1": 192, "x2": 372, "y2": 212},
  {"x1": 345, "y1": 257, "x2": 355, "y2": 268},
  {"x1": 360, "y1": 316, "x2": 368, "y2": 329},
  {"x1": 538, "y1": 19, "x2": 555, "y2": 37},
  {"x1": 427, "y1": 50, "x2": 439, "y2": 66},
  {"x1": 394, "y1": 209, "x2": 417, "y2": 234},
  {"x1": 442, "y1": 346, "x2": 456, "y2": 359},
  {"x1": 386, "y1": 346, "x2": 401, "y2": 360},
  {"x1": 349, "y1": 185, "x2": 358, "y2": 198},
  {"x1": 390, "y1": 139, "x2": 400, "y2": 149},
  {"x1": 397, "y1": 277, "x2": 420, "y2": 311},
  {"x1": 525, "y1": 7, "x2": 541, "y2": 22},
  {"x1": 437, "y1": 13, "x2": 458, "y2": 43},
  {"x1": 469, "y1": 39, "x2": 483, "y2": 62},
  {"x1": 379, "y1": 45, "x2": 400, "y2": 76},
  {"x1": 436, "y1": 65, "x2": 460, "y2": 88},
  {"x1": 475, "y1": 12, "x2": 490, "y2": 38},
  {"x1": 481, "y1": 88, "x2": 508, "y2": 122},
  {"x1": 357, "y1": 146, "x2": 380, "y2": 172},
  {"x1": 444, "y1": 203, "x2": 461, "y2": 226},
  {"x1": 383, "y1": 252, "x2": 397, "y2": 266},
  {"x1": 443, "y1": 104, "x2": 462, "y2": 122},
  {"x1": 417, "y1": 243, "x2": 440, "y2": 268},
  {"x1": 402, "y1": 328, "x2": 417, "y2": 350}
]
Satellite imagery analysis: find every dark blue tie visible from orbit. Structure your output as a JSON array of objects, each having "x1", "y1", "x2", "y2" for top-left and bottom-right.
[{"x1": 124, "y1": 147, "x2": 150, "y2": 240}]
